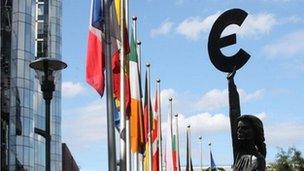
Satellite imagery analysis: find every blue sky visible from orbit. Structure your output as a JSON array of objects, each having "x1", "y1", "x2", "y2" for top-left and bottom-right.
[{"x1": 61, "y1": 0, "x2": 304, "y2": 170}]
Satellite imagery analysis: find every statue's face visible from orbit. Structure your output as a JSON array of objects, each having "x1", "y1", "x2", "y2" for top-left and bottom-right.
[{"x1": 237, "y1": 120, "x2": 254, "y2": 140}]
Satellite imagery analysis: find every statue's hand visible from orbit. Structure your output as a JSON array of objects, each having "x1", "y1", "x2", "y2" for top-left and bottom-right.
[{"x1": 227, "y1": 66, "x2": 237, "y2": 80}]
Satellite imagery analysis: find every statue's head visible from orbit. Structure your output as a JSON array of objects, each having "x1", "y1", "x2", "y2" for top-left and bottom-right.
[{"x1": 237, "y1": 115, "x2": 266, "y2": 157}]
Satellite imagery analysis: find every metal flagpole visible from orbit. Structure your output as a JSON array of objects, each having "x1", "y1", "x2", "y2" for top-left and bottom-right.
[
  {"x1": 0, "y1": 8, "x2": 2, "y2": 165},
  {"x1": 146, "y1": 63, "x2": 153, "y2": 171},
  {"x1": 174, "y1": 114, "x2": 180, "y2": 171},
  {"x1": 209, "y1": 143, "x2": 212, "y2": 170},
  {"x1": 125, "y1": 0, "x2": 131, "y2": 170},
  {"x1": 156, "y1": 79, "x2": 162, "y2": 171},
  {"x1": 138, "y1": 41, "x2": 143, "y2": 171},
  {"x1": 120, "y1": 0, "x2": 127, "y2": 170},
  {"x1": 199, "y1": 136, "x2": 203, "y2": 171},
  {"x1": 104, "y1": 0, "x2": 117, "y2": 170},
  {"x1": 169, "y1": 98, "x2": 173, "y2": 170},
  {"x1": 187, "y1": 125, "x2": 192, "y2": 169},
  {"x1": 137, "y1": 41, "x2": 141, "y2": 72},
  {"x1": 132, "y1": 16, "x2": 139, "y2": 171},
  {"x1": 190, "y1": 126, "x2": 192, "y2": 170}
]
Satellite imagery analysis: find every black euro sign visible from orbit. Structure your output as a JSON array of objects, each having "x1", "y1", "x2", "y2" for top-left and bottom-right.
[{"x1": 208, "y1": 8, "x2": 250, "y2": 73}]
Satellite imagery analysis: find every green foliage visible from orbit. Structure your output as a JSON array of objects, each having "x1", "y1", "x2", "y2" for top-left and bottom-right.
[{"x1": 269, "y1": 147, "x2": 304, "y2": 171}]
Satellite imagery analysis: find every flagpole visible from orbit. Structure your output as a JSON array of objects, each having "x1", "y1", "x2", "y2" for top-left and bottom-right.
[
  {"x1": 120, "y1": 0, "x2": 127, "y2": 170},
  {"x1": 132, "y1": 15, "x2": 139, "y2": 171},
  {"x1": 146, "y1": 63, "x2": 153, "y2": 171},
  {"x1": 167, "y1": 97, "x2": 173, "y2": 171},
  {"x1": 187, "y1": 125, "x2": 191, "y2": 170},
  {"x1": 174, "y1": 114, "x2": 180, "y2": 171},
  {"x1": 137, "y1": 41, "x2": 141, "y2": 72},
  {"x1": 104, "y1": 0, "x2": 117, "y2": 170},
  {"x1": 125, "y1": 0, "x2": 131, "y2": 170},
  {"x1": 199, "y1": 136, "x2": 203, "y2": 171},
  {"x1": 156, "y1": 79, "x2": 162, "y2": 171},
  {"x1": 209, "y1": 143, "x2": 212, "y2": 170},
  {"x1": 137, "y1": 41, "x2": 143, "y2": 171}
]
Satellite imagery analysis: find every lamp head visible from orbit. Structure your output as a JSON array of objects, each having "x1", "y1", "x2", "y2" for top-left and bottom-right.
[{"x1": 30, "y1": 57, "x2": 67, "y2": 100}]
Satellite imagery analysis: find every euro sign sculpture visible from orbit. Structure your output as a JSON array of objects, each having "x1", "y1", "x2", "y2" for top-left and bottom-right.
[
  {"x1": 208, "y1": 9, "x2": 266, "y2": 171},
  {"x1": 208, "y1": 8, "x2": 250, "y2": 73}
]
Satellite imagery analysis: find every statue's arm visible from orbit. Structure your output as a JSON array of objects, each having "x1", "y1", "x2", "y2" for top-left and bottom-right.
[{"x1": 227, "y1": 69, "x2": 241, "y2": 163}]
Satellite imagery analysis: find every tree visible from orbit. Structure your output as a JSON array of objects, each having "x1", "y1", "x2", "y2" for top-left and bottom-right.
[{"x1": 269, "y1": 147, "x2": 304, "y2": 171}]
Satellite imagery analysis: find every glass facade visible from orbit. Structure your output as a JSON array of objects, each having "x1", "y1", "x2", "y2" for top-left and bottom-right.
[{"x1": 1, "y1": 0, "x2": 62, "y2": 170}]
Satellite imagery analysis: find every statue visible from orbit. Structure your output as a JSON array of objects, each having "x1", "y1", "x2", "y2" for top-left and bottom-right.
[
  {"x1": 207, "y1": 8, "x2": 267, "y2": 171},
  {"x1": 227, "y1": 69, "x2": 266, "y2": 171}
]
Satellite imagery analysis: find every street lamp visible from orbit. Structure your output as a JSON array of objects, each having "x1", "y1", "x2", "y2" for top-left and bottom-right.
[
  {"x1": 199, "y1": 136, "x2": 203, "y2": 171},
  {"x1": 29, "y1": 57, "x2": 67, "y2": 171}
]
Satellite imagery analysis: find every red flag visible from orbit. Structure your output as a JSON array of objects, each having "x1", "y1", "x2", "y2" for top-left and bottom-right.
[
  {"x1": 86, "y1": 0, "x2": 105, "y2": 96},
  {"x1": 143, "y1": 71, "x2": 149, "y2": 144},
  {"x1": 111, "y1": 0, "x2": 131, "y2": 116},
  {"x1": 152, "y1": 85, "x2": 160, "y2": 171}
]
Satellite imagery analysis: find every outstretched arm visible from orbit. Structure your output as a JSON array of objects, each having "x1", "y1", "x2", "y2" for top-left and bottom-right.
[{"x1": 227, "y1": 68, "x2": 241, "y2": 163}]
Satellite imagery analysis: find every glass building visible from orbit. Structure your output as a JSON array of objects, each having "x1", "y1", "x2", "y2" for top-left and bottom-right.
[{"x1": 1, "y1": 0, "x2": 62, "y2": 170}]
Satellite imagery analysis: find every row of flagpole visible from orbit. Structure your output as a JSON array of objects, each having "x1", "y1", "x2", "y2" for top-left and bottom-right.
[{"x1": 86, "y1": 0, "x2": 219, "y2": 170}]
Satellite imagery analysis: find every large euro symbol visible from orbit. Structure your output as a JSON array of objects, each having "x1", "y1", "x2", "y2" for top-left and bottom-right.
[{"x1": 208, "y1": 8, "x2": 250, "y2": 73}]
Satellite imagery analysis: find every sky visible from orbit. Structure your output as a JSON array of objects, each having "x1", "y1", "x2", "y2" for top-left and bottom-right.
[{"x1": 61, "y1": 0, "x2": 304, "y2": 170}]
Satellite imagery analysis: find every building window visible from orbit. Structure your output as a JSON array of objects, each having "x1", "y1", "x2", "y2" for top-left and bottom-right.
[
  {"x1": 37, "y1": 22, "x2": 44, "y2": 38},
  {"x1": 38, "y1": 4, "x2": 44, "y2": 15},
  {"x1": 37, "y1": 41, "x2": 47, "y2": 57}
]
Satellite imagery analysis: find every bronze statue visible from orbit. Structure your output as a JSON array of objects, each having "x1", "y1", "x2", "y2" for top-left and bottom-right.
[
  {"x1": 207, "y1": 8, "x2": 267, "y2": 171},
  {"x1": 227, "y1": 69, "x2": 266, "y2": 171}
]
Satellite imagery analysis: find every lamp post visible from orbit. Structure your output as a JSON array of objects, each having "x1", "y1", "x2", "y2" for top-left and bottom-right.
[
  {"x1": 29, "y1": 57, "x2": 67, "y2": 171},
  {"x1": 199, "y1": 136, "x2": 203, "y2": 171}
]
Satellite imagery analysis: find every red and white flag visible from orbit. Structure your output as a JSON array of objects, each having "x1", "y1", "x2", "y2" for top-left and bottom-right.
[
  {"x1": 86, "y1": 0, "x2": 105, "y2": 96},
  {"x1": 152, "y1": 85, "x2": 160, "y2": 171}
]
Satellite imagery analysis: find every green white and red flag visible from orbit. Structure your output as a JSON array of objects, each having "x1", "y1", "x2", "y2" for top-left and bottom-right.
[
  {"x1": 129, "y1": 24, "x2": 144, "y2": 153},
  {"x1": 172, "y1": 119, "x2": 180, "y2": 171}
]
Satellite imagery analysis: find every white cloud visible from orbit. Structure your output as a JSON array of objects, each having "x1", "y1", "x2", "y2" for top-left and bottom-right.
[
  {"x1": 162, "y1": 112, "x2": 268, "y2": 142},
  {"x1": 264, "y1": 30, "x2": 304, "y2": 58},
  {"x1": 280, "y1": 15, "x2": 303, "y2": 24},
  {"x1": 239, "y1": 89, "x2": 265, "y2": 102},
  {"x1": 176, "y1": 12, "x2": 277, "y2": 41},
  {"x1": 62, "y1": 100, "x2": 107, "y2": 149},
  {"x1": 160, "y1": 88, "x2": 178, "y2": 110},
  {"x1": 226, "y1": 13, "x2": 277, "y2": 38},
  {"x1": 159, "y1": 87, "x2": 267, "y2": 134},
  {"x1": 150, "y1": 19, "x2": 173, "y2": 37},
  {"x1": 255, "y1": 112, "x2": 267, "y2": 121},
  {"x1": 176, "y1": 12, "x2": 220, "y2": 40},
  {"x1": 266, "y1": 122, "x2": 304, "y2": 146},
  {"x1": 180, "y1": 113, "x2": 230, "y2": 133},
  {"x1": 196, "y1": 88, "x2": 265, "y2": 111},
  {"x1": 62, "y1": 81, "x2": 85, "y2": 97}
]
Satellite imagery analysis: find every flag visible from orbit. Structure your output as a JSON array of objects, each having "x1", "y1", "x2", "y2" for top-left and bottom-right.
[
  {"x1": 86, "y1": 0, "x2": 105, "y2": 96},
  {"x1": 165, "y1": 110, "x2": 173, "y2": 170},
  {"x1": 129, "y1": 25, "x2": 144, "y2": 153},
  {"x1": 152, "y1": 84, "x2": 160, "y2": 171},
  {"x1": 143, "y1": 71, "x2": 149, "y2": 145},
  {"x1": 143, "y1": 71, "x2": 152, "y2": 170},
  {"x1": 110, "y1": 0, "x2": 131, "y2": 129},
  {"x1": 210, "y1": 150, "x2": 218, "y2": 171},
  {"x1": 186, "y1": 128, "x2": 193, "y2": 171},
  {"x1": 172, "y1": 119, "x2": 179, "y2": 171}
]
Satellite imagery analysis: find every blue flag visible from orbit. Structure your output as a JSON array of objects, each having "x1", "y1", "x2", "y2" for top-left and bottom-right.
[
  {"x1": 210, "y1": 150, "x2": 217, "y2": 171},
  {"x1": 91, "y1": 0, "x2": 104, "y2": 30}
]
